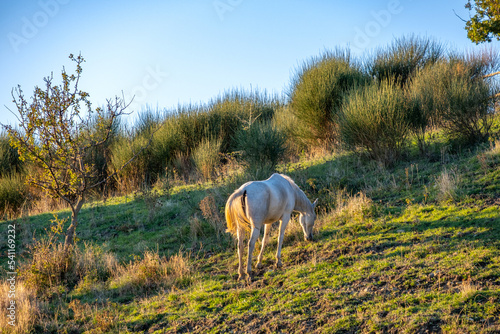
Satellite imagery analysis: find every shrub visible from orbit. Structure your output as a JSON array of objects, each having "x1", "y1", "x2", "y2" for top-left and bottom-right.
[
  {"x1": 208, "y1": 89, "x2": 281, "y2": 152},
  {"x1": 110, "y1": 131, "x2": 152, "y2": 192},
  {"x1": 411, "y1": 57, "x2": 497, "y2": 146},
  {"x1": 20, "y1": 238, "x2": 76, "y2": 298},
  {"x1": 441, "y1": 71, "x2": 493, "y2": 144},
  {"x1": 271, "y1": 104, "x2": 311, "y2": 155},
  {"x1": 192, "y1": 137, "x2": 222, "y2": 181},
  {"x1": 19, "y1": 219, "x2": 118, "y2": 299},
  {"x1": 76, "y1": 243, "x2": 118, "y2": 283},
  {"x1": 0, "y1": 131, "x2": 23, "y2": 176},
  {"x1": 338, "y1": 80, "x2": 411, "y2": 165},
  {"x1": 110, "y1": 89, "x2": 282, "y2": 189},
  {"x1": 84, "y1": 111, "x2": 122, "y2": 196},
  {"x1": 110, "y1": 109, "x2": 182, "y2": 191},
  {"x1": 449, "y1": 48, "x2": 500, "y2": 79},
  {"x1": 370, "y1": 35, "x2": 444, "y2": 87},
  {"x1": 0, "y1": 174, "x2": 27, "y2": 216},
  {"x1": 406, "y1": 66, "x2": 441, "y2": 153},
  {"x1": 236, "y1": 121, "x2": 287, "y2": 173},
  {"x1": 289, "y1": 49, "x2": 369, "y2": 147}
]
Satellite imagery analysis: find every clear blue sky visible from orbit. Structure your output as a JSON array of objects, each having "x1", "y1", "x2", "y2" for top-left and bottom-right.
[{"x1": 0, "y1": 0, "x2": 497, "y2": 126}]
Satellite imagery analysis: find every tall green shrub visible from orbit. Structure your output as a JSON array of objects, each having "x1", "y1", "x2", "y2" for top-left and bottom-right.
[
  {"x1": 110, "y1": 89, "x2": 282, "y2": 189},
  {"x1": 207, "y1": 89, "x2": 281, "y2": 152},
  {"x1": 339, "y1": 81, "x2": 411, "y2": 165},
  {"x1": 0, "y1": 174, "x2": 27, "y2": 216},
  {"x1": 192, "y1": 137, "x2": 222, "y2": 181},
  {"x1": 441, "y1": 71, "x2": 493, "y2": 144},
  {"x1": 410, "y1": 58, "x2": 497, "y2": 146},
  {"x1": 110, "y1": 111, "x2": 181, "y2": 190},
  {"x1": 0, "y1": 131, "x2": 23, "y2": 176},
  {"x1": 370, "y1": 35, "x2": 444, "y2": 87},
  {"x1": 289, "y1": 49, "x2": 369, "y2": 147},
  {"x1": 236, "y1": 121, "x2": 286, "y2": 173}
]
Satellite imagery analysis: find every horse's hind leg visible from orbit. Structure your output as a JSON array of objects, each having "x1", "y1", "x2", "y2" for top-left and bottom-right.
[
  {"x1": 237, "y1": 228, "x2": 245, "y2": 281},
  {"x1": 257, "y1": 223, "x2": 271, "y2": 269},
  {"x1": 246, "y1": 225, "x2": 261, "y2": 282}
]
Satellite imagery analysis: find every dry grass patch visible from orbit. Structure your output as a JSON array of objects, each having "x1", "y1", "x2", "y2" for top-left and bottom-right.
[
  {"x1": 435, "y1": 167, "x2": 461, "y2": 202},
  {"x1": 0, "y1": 281, "x2": 42, "y2": 334},
  {"x1": 110, "y1": 250, "x2": 191, "y2": 294},
  {"x1": 334, "y1": 189, "x2": 373, "y2": 222}
]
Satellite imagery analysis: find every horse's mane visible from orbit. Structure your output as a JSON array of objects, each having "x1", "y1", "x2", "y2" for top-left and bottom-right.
[{"x1": 279, "y1": 174, "x2": 312, "y2": 213}]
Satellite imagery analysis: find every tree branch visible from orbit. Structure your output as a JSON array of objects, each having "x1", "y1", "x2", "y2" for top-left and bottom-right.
[
  {"x1": 453, "y1": 9, "x2": 468, "y2": 23},
  {"x1": 483, "y1": 71, "x2": 500, "y2": 78}
]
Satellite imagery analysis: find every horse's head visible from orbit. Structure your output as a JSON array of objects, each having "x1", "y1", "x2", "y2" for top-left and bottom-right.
[{"x1": 299, "y1": 199, "x2": 318, "y2": 241}]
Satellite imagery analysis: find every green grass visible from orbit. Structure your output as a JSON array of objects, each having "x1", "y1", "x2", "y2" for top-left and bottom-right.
[{"x1": 1, "y1": 136, "x2": 500, "y2": 333}]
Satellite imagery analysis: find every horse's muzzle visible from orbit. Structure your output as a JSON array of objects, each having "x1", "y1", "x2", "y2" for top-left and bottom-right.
[{"x1": 305, "y1": 234, "x2": 314, "y2": 242}]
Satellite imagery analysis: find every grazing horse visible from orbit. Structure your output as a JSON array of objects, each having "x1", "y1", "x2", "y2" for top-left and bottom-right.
[{"x1": 225, "y1": 173, "x2": 317, "y2": 281}]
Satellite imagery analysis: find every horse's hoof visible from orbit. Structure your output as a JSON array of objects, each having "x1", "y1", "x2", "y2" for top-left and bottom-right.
[
  {"x1": 238, "y1": 274, "x2": 245, "y2": 282},
  {"x1": 246, "y1": 276, "x2": 253, "y2": 284},
  {"x1": 256, "y1": 263, "x2": 263, "y2": 269},
  {"x1": 275, "y1": 261, "x2": 282, "y2": 268}
]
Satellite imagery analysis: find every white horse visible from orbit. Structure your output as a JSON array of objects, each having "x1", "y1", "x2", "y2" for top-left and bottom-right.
[{"x1": 225, "y1": 173, "x2": 317, "y2": 281}]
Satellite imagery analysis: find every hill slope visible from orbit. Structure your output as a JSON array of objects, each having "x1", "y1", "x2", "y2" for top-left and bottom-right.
[{"x1": 1, "y1": 139, "x2": 500, "y2": 333}]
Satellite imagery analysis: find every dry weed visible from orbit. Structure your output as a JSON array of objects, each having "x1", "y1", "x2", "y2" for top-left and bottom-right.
[
  {"x1": 334, "y1": 189, "x2": 373, "y2": 221},
  {"x1": 435, "y1": 167, "x2": 461, "y2": 202},
  {"x1": 199, "y1": 194, "x2": 225, "y2": 239},
  {"x1": 110, "y1": 250, "x2": 190, "y2": 294},
  {"x1": 0, "y1": 281, "x2": 42, "y2": 333},
  {"x1": 460, "y1": 277, "x2": 478, "y2": 299}
]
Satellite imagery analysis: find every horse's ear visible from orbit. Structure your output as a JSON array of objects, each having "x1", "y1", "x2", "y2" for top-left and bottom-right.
[{"x1": 313, "y1": 198, "x2": 318, "y2": 208}]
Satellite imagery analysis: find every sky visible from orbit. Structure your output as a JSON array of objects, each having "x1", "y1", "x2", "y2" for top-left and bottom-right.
[{"x1": 0, "y1": 0, "x2": 498, "y2": 126}]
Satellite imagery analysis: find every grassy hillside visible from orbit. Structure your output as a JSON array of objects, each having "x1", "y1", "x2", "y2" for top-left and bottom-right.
[{"x1": 1, "y1": 132, "x2": 500, "y2": 333}]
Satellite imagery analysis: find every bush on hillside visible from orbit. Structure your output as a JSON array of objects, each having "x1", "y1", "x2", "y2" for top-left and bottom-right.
[
  {"x1": 338, "y1": 80, "x2": 411, "y2": 165},
  {"x1": 236, "y1": 121, "x2": 287, "y2": 174},
  {"x1": 411, "y1": 57, "x2": 497, "y2": 146},
  {"x1": 449, "y1": 48, "x2": 500, "y2": 79},
  {"x1": 0, "y1": 131, "x2": 23, "y2": 176},
  {"x1": 20, "y1": 219, "x2": 118, "y2": 299},
  {"x1": 0, "y1": 174, "x2": 27, "y2": 216},
  {"x1": 110, "y1": 90, "x2": 282, "y2": 190},
  {"x1": 289, "y1": 49, "x2": 369, "y2": 147},
  {"x1": 370, "y1": 35, "x2": 444, "y2": 87},
  {"x1": 208, "y1": 89, "x2": 280, "y2": 152},
  {"x1": 192, "y1": 137, "x2": 222, "y2": 181}
]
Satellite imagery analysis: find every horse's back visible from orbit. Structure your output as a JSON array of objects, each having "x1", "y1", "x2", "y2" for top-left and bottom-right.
[{"x1": 242, "y1": 174, "x2": 295, "y2": 224}]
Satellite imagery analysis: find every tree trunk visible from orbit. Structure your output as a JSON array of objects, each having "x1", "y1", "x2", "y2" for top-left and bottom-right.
[{"x1": 64, "y1": 199, "x2": 85, "y2": 250}]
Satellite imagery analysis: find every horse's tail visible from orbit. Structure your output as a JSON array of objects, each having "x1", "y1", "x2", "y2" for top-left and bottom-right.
[{"x1": 225, "y1": 188, "x2": 251, "y2": 236}]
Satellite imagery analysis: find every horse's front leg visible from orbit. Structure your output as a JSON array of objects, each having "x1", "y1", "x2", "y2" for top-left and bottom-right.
[
  {"x1": 275, "y1": 215, "x2": 291, "y2": 268},
  {"x1": 246, "y1": 225, "x2": 261, "y2": 282},
  {"x1": 257, "y1": 223, "x2": 271, "y2": 269}
]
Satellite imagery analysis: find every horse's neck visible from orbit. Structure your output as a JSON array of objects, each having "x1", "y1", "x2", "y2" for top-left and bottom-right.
[
  {"x1": 293, "y1": 187, "x2": 311, "y2": 214},
  {"x1": 277, "y1": 174, "x2": 311, "y2": 213}
]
